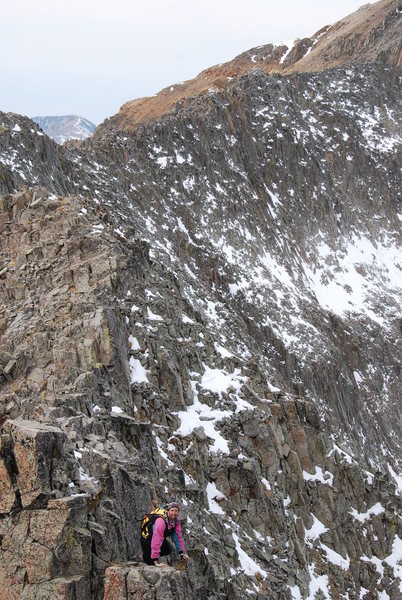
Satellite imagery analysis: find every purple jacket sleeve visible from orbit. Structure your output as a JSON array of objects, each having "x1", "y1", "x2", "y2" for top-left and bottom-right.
[{"x1": 151, "y1": 517, "x2": 166, "y2": 559}]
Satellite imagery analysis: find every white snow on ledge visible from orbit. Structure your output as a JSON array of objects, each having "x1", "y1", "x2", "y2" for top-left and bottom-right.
[
  {"x1": 267, "y1": 380, "x2": 281, "y2": 393},
  {"x1": 305, "y1": 514, "x2": 328, "y2": 542},
  {"x1": 129, "y1": 357, "x2": 149, "y2": 384},
  {"x1": 276, "y1": 39, "x2": 295, "y2": 64},
  {"x1": 154, "y1": 434, "x2": 174, "y2": 467},
  {"x1": 388, "y1": 464, "x2": 402, "y2": 495},
  {"x1": 360, "y1": 535, "x2": 402, "y2": 592},
  {"x1": 303, "y1": 466, "x2": 334, "y2": 487},
  {"x1": 321, "y1": 544, "x2": 350, "y2": 571},
  {"x1": 328, "y1": 442, "x2": 355, "y2": 464},
  {"x1": 384, "y1": 535, "x2": 402, "y2": 592},
  {"x1": 307, "y1": 564, "x2": 330, "y2": 599},
  {"x1": 350, "y1": 502, "x2": 385, "y2": 523},
  {"x1": 174, "y1": 362, "x2": 253, "y2": 453},
  {"x1": 289, "y1": 584, "x2": 303, "y2": 600},
  {"x1": 147, "y1": 307, "x2": 163, "y2": 321},
  {"x1": 182, "y1": 314, "x2": 194, "y2": 324},
  {"x1": 200, "y1": 365, "x2": 245, "y2": 395},
  {"x1": 303, "y1": 234, "x2": 402, "y2": 324},
  {"x1": 206, "y1": 482, "x2": 226, "y2": 515},
  {"x1": 305, "y1": 515, "x2": 350, "y2": 572},
  {"x1": 232, "y1": 531, "x2": 267, "y2": 578},
  {"x1": 129, "y1": 335, "x2": 141, "y2": 351},
  {"x1": 214, "y1": 343, "x2": 233, "y2": 358},
  {"x1": 174, "y1": 380, "x2": 231, "y2": 453}
]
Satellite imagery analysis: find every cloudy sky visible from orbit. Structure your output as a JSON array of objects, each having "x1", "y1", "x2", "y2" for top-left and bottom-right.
[{"x1": 2, "y1": 0, "x2": 374, "y2": 124}]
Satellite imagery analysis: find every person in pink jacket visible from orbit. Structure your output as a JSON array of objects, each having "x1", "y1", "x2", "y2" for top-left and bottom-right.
[{"x1": 141, "y1": 502, "x2": 190, "y2": 567}]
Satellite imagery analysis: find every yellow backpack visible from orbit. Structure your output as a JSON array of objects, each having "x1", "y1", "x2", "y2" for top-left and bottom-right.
[{"x1": 140, "y1": 508, "x2": 166, "y2": 539}]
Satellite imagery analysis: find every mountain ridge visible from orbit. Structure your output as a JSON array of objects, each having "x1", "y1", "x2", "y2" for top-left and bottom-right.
[{"x1": 96, "y1": 0, "x2": 401, "y2": 133}]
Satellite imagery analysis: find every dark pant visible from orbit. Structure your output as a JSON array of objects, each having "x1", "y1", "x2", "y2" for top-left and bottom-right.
[{"x1": 141, "y1": 537, "x2": 172, "y2": 565}]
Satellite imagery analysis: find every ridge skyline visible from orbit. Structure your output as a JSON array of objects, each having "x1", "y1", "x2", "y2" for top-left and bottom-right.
[{"x1": 2, "y1": 0, "x2": 377, "y2": 125}]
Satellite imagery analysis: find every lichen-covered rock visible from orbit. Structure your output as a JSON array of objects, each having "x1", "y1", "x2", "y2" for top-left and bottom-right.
[
  {"x1": 19, "y1": 575, "x2": 92, "y2": 600},
  {"x1": 103, "y1": 564, "x2": 194, "y2": 600},
  {"x1": 0, "y1": 494, "x2": 92, "y2": 599},
  {"x1": 0, "y1": 455, "x2": 15, "y2": 513},
  {"x1": 7, "y1": 420, "x2": 66, "y2": 507}
]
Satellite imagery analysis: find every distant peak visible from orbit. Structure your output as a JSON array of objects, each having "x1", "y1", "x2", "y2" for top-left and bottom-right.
[{"x1": 32, "y1": 115, "x2": 96, "y2": 145}]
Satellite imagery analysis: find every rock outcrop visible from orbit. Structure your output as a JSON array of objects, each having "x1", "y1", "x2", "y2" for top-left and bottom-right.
[
  {"x1": 0, "y1": 0, "x2": 401, "y2": 598},
  {"x1": 103, "y1": 564, "x2": 193, "y2": 600}
]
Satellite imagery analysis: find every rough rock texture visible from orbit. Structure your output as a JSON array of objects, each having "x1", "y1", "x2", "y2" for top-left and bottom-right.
[
  {"x1": 103, "y1": 564, "x2": 193, "y2": 600},
  {"x1": 4, "y1": 64, "x2": 398, "y2": 470},
  {"x1": 0, "y1": 116, "x2": 74, "y2": 194},
  {"x1": 0, "y1": 184, "x2": 400, "y2": 598},
  {"x1": 0, "y1": 477, "x2": 92, "y2": 600},
  {"x1": 0, "y1": 0, "x2": 401, "y2": 598}
]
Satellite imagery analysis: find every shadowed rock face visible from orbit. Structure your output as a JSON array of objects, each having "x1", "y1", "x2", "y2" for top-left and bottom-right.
[{"x1": 0, "y1": 0, "x2": 401, "y2": 598}]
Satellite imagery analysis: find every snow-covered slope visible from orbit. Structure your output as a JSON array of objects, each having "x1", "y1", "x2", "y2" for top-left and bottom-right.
[{"x1": 73, "y1": 64, "x2": 400, "y2": 473}]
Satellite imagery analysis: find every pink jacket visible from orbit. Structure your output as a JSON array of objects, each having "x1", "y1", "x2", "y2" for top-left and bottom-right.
[{"x1": 150, "y1": 514, "x2": 185, "y2": 559}]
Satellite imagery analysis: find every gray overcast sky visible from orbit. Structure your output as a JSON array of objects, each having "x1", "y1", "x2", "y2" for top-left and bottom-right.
[{"x1": 1, "y1": 0, "x2": 374, "y2": 124}]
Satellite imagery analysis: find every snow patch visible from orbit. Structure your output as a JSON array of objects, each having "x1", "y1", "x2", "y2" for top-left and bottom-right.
[
  {"x1": 206, "y1": 482, "x2": 226, "y2": 515},
  {"x1": 232, "y1": 531, "x2": 267, "y2": 577},
  {"x1": 384, "y1": 535, "x2": 402, "y2": 593},
  {"x1": 303, "y1": 466, "x2": 334, "y2": 487},
  {"x1": 388, "y1": 464, "x2": 402, "y2": 495},
  {"x1": 350, "y1": 502, "x2": 385, "y2": 523},
  {"x1": 129, "y1": 335, "x2": 141, "y2": 351},
  {"x1": 174, "y1": 380, "x2": 231, "y2": 453},
  {"x1": 200, "y1": 365, "x2": 245, "y2": 395},
  {"x1": 305, "y1": 514, "x2": 328, "y2": 542},
  {"x1": 147, "y1": 307, "x2": 163, "y2": 321},
  {"x1": 129, "y1": 357, "x2": 149, "y2": 384}
]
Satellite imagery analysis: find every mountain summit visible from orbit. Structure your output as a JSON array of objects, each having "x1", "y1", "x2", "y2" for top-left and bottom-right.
[
  {"x1": 0, "y1": 0, "x2": 401, "y2": 598},
  {"x1": 32, "y1": 114, "x2": 96, "y2": 144}
]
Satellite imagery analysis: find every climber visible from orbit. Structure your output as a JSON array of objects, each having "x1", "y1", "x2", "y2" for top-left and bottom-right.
[{"x1": 140, "y1": 502, "x2": 190, "y2": 567}]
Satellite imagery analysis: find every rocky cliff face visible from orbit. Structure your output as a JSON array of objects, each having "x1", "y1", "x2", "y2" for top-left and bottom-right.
[{"x1": 0, "y1": 0, "x2": 401, "y2": 598}]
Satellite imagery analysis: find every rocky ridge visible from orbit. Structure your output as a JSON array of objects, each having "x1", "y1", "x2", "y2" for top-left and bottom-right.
[
  {"x1": 97, "y1": 0, "x2": 401, "y2": 131},
  {"x1": 0, "y1": 0, "x2": 401, "y2": 598}
]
